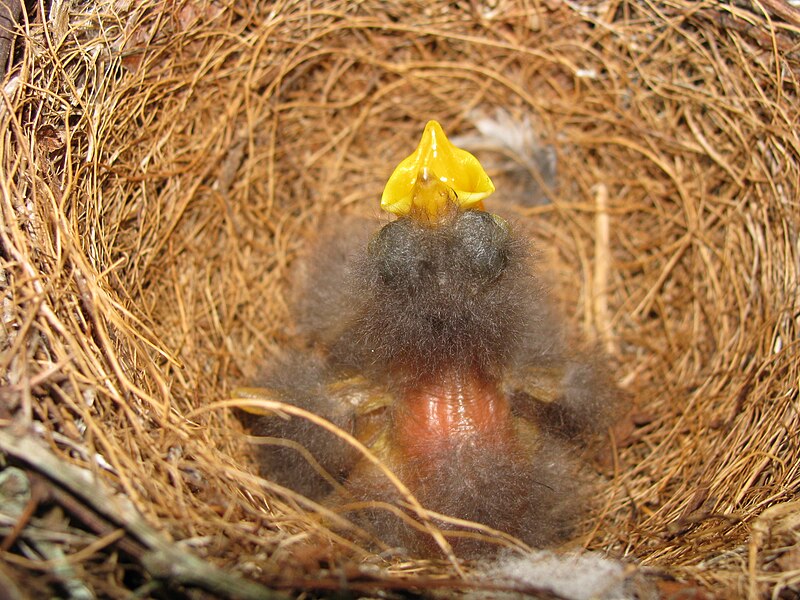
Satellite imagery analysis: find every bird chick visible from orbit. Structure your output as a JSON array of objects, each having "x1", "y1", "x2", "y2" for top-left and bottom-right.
[{"x1": 236, "y1": 121, "x2": 620, "y2": 558}]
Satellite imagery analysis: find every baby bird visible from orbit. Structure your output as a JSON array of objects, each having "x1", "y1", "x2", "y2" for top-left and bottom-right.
[{"x1": 236, "y1": 121, "x2": 619, "y2": 557}]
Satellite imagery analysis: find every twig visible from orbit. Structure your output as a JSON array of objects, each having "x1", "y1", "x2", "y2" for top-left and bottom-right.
[
  {"x1": 0, "y1": 427, "x2": 289, "y2": 600},
  {"x1": 48, "y1": 485, "x2": 145, "y2": 560},
  {"x1": 756, "y1": 0, "x2": 800, "y2": 25},
  {"x1": 0, "y1": 470, "x2": 46, "y2": 551},
  {"x1": 0, "y1": 0, "x2": 22, "y2": 79}
]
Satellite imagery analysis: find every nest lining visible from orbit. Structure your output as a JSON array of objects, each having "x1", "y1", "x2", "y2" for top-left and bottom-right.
[{"x1": 1, "y1": 0, "x2": 799, "y2": 597}]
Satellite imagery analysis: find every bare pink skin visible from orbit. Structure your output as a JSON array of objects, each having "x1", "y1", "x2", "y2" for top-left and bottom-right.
[{"x1": 391, "y1": 370, "x2": 515, "y2": 462}]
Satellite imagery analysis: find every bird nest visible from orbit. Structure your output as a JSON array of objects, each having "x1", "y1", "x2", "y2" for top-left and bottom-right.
[{"x1": 1, "y1": 0, "x2": 799, "y2": 597}]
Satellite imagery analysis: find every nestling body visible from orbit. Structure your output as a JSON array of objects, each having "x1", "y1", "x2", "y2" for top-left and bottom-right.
[{"x1": 236, "y1": 121, "x2": 620, "y2": 557}]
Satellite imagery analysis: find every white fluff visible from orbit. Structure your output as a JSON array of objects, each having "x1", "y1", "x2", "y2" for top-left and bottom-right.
[
  {"x1": 469, "y1": 550, "x2": 655, "y2": 600},
  {"x1": 455, "y1": 110, "x2": 537, "y2": 155},
  {"x1": 452, "y1": 109, "x2": 557, "y2": 207}
]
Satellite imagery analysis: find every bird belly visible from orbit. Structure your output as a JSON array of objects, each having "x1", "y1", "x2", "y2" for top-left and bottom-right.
[{"x1": 390, "y1": 371, "x2": 515, "y2": 461}]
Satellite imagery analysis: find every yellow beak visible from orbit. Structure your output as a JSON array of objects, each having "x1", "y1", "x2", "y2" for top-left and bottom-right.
[{"x1": 380, "y1": 120, "x2": 495, "y2": 220}]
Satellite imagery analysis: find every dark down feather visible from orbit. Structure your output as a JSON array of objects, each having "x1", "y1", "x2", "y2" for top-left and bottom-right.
[{"x1": 240, "y1": 204, "x2": 621, "y2": 557}]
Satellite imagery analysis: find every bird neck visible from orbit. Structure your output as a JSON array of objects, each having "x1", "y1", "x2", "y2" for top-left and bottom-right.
[{"x1": 390, "y1": 369, "x2": 514, "y2": 460}]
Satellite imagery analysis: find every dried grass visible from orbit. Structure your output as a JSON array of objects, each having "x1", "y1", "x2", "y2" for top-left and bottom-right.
[{"x1": 1, "y1": 0, "x2": 798, "y2": 597}]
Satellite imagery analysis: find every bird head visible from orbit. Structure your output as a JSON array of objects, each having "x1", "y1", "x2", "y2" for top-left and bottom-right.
[{"x1": 334, "y1": 121, "x2": 533, "y2": 385}]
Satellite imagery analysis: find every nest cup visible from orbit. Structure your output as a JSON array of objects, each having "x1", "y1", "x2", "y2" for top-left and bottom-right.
[{"x1": 1, "y1": 1, "x2": 798, "y2": 597}]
